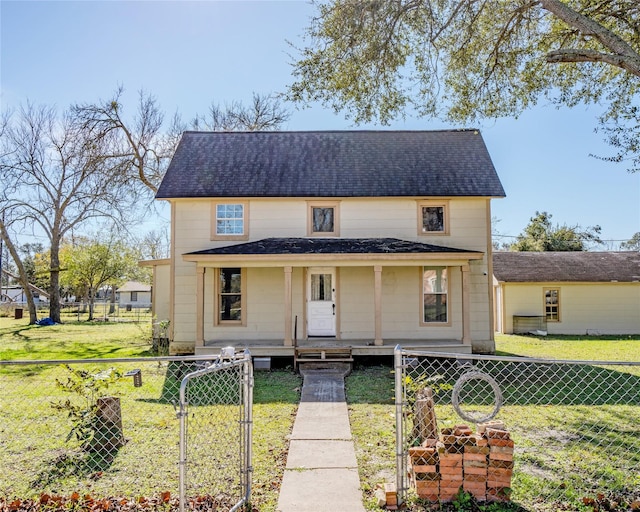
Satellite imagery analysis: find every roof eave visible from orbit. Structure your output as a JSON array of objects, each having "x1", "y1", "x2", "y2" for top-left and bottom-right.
[{"x1": 182, "y1": 251, "x2": 484, "y2": 267}]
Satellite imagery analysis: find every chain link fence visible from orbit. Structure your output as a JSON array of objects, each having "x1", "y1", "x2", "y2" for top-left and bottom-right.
[
  {"x1": 0, "y1": 352, "x2": 253, "y2": 511},
  {"x1": 394, "y1": 348, "x2": 640, "y2": 511},
  {"x1": 178, "y1": 350, "x2": 253, "y2": 512},
  {"x1": 0, "y1": 302, "x2": 152, "y2": 322}
]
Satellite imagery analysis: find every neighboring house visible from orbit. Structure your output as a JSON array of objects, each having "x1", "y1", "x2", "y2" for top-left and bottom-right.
[
  {"x1": 155, "y1": 130, "x2": 506, "y2": 356},
  {"x1": 493, "y1": 251, "x2": 640, "y2": 335},
  {"x1": 0, "y1": 285, "x2": 45, "y2": 303},
  {"x1": 116, "y1": 281, "x2": 152, "y2": 308}
]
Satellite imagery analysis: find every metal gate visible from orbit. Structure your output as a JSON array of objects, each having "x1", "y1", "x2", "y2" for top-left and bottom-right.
[{"x1": 178, "y1": 349, "x2": 253, "y2": 512}]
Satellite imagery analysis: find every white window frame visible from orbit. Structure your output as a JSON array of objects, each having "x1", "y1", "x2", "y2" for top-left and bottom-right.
[{"x1": 211, "y1": 202, "x2": 249, "y2": 241}]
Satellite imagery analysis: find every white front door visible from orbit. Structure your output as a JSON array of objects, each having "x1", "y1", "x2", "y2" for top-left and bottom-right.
[{"x1": 307, "y1": 267, "x2": 336, "y2": 336}]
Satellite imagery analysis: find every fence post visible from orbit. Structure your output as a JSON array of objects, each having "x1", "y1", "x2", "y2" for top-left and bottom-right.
[
  {"x1": 178, "y1": 368, "x2": 189, "y2": 512},
  {"x1": 394, "y1": 345, "x2": 406, "y2": 506},
  {"x1": 242, "y1": 350, "x2": 254, "y2": 506}
]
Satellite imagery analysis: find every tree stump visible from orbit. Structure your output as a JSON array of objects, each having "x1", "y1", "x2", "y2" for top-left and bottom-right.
[
  {"x1": 88, "y1": 396, "x2": 125, "y2": 454},
  {"x1": 412, "y1": 387, "x2": 439, "y2": 443}
]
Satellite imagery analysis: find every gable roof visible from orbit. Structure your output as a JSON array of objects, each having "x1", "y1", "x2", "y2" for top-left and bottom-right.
[
  {"x1": 157, "y1": 130, "x2": 505, "y2": 199},
  {"x1": 493, "y1": 252, "x2": 640, "y2": 283}
]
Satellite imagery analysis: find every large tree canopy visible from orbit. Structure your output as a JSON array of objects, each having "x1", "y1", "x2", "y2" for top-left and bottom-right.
[{"x1": 289, "y1": 0, "x2": 640, "y2": 169}]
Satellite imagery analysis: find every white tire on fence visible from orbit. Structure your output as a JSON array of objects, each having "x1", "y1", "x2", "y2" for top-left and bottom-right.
[{"x1": 451, "y1": 370, "x2": 503, "y2": 423}]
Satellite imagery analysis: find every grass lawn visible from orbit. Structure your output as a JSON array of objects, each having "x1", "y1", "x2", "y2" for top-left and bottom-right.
[
  {"x1": 0, "y1": 316, "x2": 301, "y2": 511},
  {"x1": 2, "y1": 318, "x2": 638, "y2": 512},
  {"x1": 495, "y1": 333, "x2": 640, "y2": 362},
  {"x1": 0, "y1": 316, "x2": 154, "y2": 360},
  {"x1": 347, "y1": 335, "x2": 640, "y2": 512}
]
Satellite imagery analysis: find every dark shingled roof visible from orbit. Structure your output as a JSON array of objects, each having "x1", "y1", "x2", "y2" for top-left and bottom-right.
[
  {"x1": 157, "y1": 130, "x2": 506, "y2": 199},
  {"x1": 186, "y1": 238, "x2": 479, "y2": 256},
  {"x1": 493, "y1": 252, "x2": 640, "y2": 283}
]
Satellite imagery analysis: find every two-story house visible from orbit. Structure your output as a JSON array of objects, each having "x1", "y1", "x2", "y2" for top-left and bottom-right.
[{"x1": 154, "y1": 130, "x2": 506, "y2": 357}]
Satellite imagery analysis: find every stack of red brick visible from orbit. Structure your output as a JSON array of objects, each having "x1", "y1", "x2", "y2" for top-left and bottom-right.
[{"x1": 409, "y1": 421, "x2": 513, "y2": 502}]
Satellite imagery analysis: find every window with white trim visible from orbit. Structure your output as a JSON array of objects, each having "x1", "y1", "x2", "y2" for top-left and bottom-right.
[{"x1": 211, "y1": 202, "x2": 248, "y2": 240}]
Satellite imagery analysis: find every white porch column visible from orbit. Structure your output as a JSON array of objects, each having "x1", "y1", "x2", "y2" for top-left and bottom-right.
[
  {"x1": 374, "y1": 265, "x2": 383, "y2": 346},
  {"x1": 196, "y1": 267, "x2": 205, "y2": 349},
  {"x1": 284, "y1": 266, "x2": 293, "y2": 346},
  {"x1": 461, "y1": 264, "x2": 471, "y2": 345}
]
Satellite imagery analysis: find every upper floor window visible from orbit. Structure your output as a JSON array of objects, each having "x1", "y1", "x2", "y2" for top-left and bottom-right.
[
  {"x1": 422, "y1": 266, "x2": 448, "y2": 324},
  {"x1": 212, "y1": 202, "x2": 249, "y2": 240},
  {"x1": 418, "y1": 201, "x2": 449, "y2": 235},
  {"x1": 308, "y1": 201, "x2": 340, "y2": 236},
  {"x1": 544, "y1": 288, "x2": 560, "y2": 322}
]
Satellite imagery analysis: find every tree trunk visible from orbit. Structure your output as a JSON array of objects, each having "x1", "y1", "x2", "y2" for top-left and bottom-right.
[
  {"x1": 88, "y1": 288, "x2": 95, "y2": 321},
  {"x1": 49, "y1": 241, "x2": 61, "y2": 323},
  {"x1": 108, "y1": 285, "x2": 116, "y2": 315},
  {"x1": 0, "y1": 221, "x2": 38, "y2": 324}
]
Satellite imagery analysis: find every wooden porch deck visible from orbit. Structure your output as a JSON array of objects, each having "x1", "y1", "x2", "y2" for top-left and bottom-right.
[{"x1": 195, "y1": 338, "x2": 472, "y2": 358}]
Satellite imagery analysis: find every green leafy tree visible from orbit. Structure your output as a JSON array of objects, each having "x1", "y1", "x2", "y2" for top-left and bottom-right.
[
  {"x1": 510, "y1": 211, "x2": 603, "y2": 251},
  {"x1": 61, "y1": 235, "x2": 140, "y2": 321},
  {"x1": 620, "y1": 231, "x2": 640, "y2": 250},
  {"x1": 289, "y1": 0, "x2": 640, "y2": 169}
]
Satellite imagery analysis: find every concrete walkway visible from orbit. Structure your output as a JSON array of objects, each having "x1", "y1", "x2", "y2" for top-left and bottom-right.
[{"x1": 276, "y1": 365, "x2": 366, "y2": 512}]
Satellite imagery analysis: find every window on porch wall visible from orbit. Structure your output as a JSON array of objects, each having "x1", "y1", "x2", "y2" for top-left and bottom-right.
[
  {"x1": 423, "y1": 267, "x2": 448, "y2": 323},
  {"x1": 219, "y1": 268, "x2": 242, "y2": 322}
]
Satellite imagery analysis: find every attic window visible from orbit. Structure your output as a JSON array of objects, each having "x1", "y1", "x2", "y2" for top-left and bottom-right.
[
  {"x1": 308, "y1": 202, "x2": 340, "y2": 237},
  {"x1": 418, "y1": 201, "x2": 449, "y2": 235},
  {"x1": 211, "y1": 202, "x2": 249, "y2": 241}
]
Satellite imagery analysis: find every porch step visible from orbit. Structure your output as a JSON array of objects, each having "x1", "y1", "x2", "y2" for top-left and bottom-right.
[{"x1": 294, "y1": 347, "x2": 353, "y2": 369}]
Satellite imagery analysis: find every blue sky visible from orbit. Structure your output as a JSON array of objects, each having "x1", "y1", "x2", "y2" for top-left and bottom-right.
[{"x1": 2, "y1": 0, "x2": 639, "y2": 246}]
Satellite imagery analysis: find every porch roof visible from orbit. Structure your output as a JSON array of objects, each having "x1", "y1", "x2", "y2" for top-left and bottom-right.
[{"x1": 183, "y1": 237, "x2": 483, "y2": 266}]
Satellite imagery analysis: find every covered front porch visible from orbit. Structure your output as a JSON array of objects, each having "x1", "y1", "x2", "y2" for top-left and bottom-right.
[{"x1": 182, "y1": 238, "x2": 487, "y2": 357}]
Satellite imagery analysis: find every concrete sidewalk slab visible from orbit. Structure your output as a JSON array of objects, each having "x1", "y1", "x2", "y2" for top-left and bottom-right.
[
  {"x1": 286, "y1": 439, "x2": 358, "y2": 469},
  {"x1": 290, "y1": 401, "x2": 352, "y2": 440},
  {"x1": 276, "y1": 364, "x2": 366, "y2": 512},
  {"x1": 278, "y1": 468, "x2": 365, "y2": 512}
]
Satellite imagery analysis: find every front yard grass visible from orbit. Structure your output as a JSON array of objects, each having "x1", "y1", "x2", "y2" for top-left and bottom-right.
[
  {"x1": 0, "y1": 317, "x2": 154, "y2": 360},
  {"x1": 2, "y1": 319, "x2": 638, "y2": 511},
  {"x1": 0, "y1": 316, "x2": 301, "y2": 511},
  {"x1": 347, "y1": 335, "x2": 640, "y2": 512}
]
